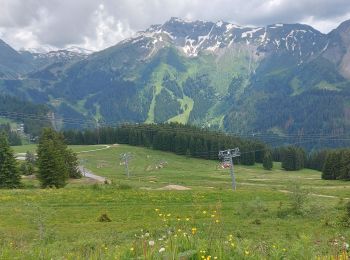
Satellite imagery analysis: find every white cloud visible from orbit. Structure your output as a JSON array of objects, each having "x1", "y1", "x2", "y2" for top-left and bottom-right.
[{"x1": 0, "y1": 0, "x2": 349, "y2": 51}]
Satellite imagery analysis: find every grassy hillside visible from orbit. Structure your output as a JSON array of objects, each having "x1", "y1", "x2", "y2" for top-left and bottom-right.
[{"x1": 2, "y1": 144, "x2": 350, "y2": 259}]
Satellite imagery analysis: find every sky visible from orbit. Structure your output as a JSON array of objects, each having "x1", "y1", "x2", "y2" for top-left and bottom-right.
[{"x1": 0, "y1": 0, "x2": 349, "y2": 51}]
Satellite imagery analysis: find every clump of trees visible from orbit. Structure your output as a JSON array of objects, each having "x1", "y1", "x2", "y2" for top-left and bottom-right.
[
  {"x1": 0, "y1": 123, "x2": 22, "y2": 146},
  {"x1": 322, "y1": 149, "x2": 350, "y2": 180},
  {"x1": 0, "y1": 133, "x2": 21, "y2": 188},
  {"x1": 281, "y1": 146, "x2": 306, "y2": 171},
  {"x1": 37, "y1": 128, "x2": 81, "y2": 188}
]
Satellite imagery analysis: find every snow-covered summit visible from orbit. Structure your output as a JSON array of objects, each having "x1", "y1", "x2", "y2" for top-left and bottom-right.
[{"x1": 128, "y1": 17, "x2": 327, "y2": 59}]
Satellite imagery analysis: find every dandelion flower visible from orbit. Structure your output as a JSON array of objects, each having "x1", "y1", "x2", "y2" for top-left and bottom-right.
[
  {"x1": 177, "y1": 229, "x2": 182, "y2": 232},
  {"x1": 202, "y1": 210, "x2": 207, "y2": 214},
  {"x1": 149, "y1": 240, "x2": 155, "y2": 246},
  {"x1": 214, "y1": 257, "x2": 218, "y2": 260},
  {"x1": 155, "y1": 209, "x2": 160, "y2": 212},
  {"x1": 159, "y1": 213, "x2": 163, "y2": 217},
  {"x1": 130, "y1": 247, "x2": 134, "y2": 251},
  {"x1": 167, "y1": 213, "x2": 171, "y2": 217},
  {"x1": 186, "y1": 217, "x2": 190, "y2": 221},
  {"x1": 191, "y1": 227, "x2": 197, "y2": 235},
  {"x1": 215, "y1": 219, "x2": 220, "y2": 223},
  {"x1": 245, "y1": 250, "x2": 249, "y2": 255},
  {"x1": 211, "y1": 215, "x2": 215, "y2": 218}
]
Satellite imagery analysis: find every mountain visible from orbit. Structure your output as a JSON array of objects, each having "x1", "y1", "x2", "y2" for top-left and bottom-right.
[
  {"x1": 0, "y1": 18, "x2": 350, "y2": 148},
  {"x1": 0, "y1": 39, "x2": 32, "y2": 78},
  {"x1": 0, "y1": 41, "x2": 90, "y2": 80}
]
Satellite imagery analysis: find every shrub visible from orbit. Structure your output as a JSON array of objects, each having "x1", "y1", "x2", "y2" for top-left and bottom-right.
[
  {"x1": 97, "y1": 213, "x2": 112, "y2": 222},
  {"x1": 288, "y1": 183, "x2": 309, "y2": 215}
]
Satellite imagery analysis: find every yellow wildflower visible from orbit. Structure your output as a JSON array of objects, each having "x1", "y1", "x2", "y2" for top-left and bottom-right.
[{"x1": 191, "y1": 227, "x2": 197, "y2": 235}]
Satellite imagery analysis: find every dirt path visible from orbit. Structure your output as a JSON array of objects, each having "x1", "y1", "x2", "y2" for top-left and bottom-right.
[
  {"x1": 240, "y1": 182, "x2": 350, "y2": 200},
  {"x1": 76, "y1": 145, "x2": 112, "y2": 154},
  {"x1": 79, "y1": 166, "x2": 108, "y2": 183}
]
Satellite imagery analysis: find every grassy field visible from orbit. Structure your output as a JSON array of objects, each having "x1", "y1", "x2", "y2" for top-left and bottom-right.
[{"x1": 1, "y1": 144, "x2": 350, "y2": 259}]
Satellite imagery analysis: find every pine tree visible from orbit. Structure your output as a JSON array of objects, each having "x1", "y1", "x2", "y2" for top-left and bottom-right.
[
  {"x1": 263, "y1": 150, "x2": 273, "y2": 170},
  {"x1": 322, "y1": 152, "x2": 338, "y2": 180},
  {"x1": 0, "y1": 133, "x2": 21, "y2": 188},
  {"x1": 338, "y1": 150, "x2": 350, "y2": 180},
  {"x1": 65, "y1": 149, "x2": 81, "y2": 179},
  {"x1": 282, "y1": 146, "x2": 305, "y2": 171},
  {"x1": 37, "y1": 128, "x2": 69, "y2": 188}
]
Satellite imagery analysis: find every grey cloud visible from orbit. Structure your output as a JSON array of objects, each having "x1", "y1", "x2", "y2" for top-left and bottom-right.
[{"x1": 0, "y1": 0, "x2": 349, "y2": 50}]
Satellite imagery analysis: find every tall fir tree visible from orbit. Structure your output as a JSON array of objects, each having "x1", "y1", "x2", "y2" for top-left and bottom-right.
[
  {"x1": 37, "y1": 128, "x2": 69, "y2": 188},
  {"x1": 0, "y1": 133, "x2": 21, "y2": 188},
  {"x1": 263, "y1": 150, "x2": 273, "y2": 170},
  {"x1": 282, "y1": 146, "x2": 305, "y2": 171}
]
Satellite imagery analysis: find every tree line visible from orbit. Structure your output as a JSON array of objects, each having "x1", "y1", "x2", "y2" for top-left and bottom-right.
[
  {"x1": 63, "y1": 123, "x2": 268, "y2": 166},
  {"x1": 273, "y1": 146, "x2": 350, "y2": 180}
]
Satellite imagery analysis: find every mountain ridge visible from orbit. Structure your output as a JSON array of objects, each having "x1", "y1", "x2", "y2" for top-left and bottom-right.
[{"x1": 0, "y1": 17, "x2": 349, "y2": 148}]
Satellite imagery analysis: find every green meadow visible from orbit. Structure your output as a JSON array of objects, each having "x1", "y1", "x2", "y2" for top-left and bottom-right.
[{"x1": 1, "y1": 144, "x2": 350, "y2": 259}]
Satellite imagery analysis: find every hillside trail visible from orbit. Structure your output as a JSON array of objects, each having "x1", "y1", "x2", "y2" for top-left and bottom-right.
[
  {"x1": 76, "y1": 144, "x2": 112, "y2": 154},
  {"x1": 240, "y1": 182, "x2": 350, "y2": 200},
  {"x1": 77, "y1": 144, "x2": 116, "y2": 183},
  {"x1": 78, "y1": 166, "x2": 108, "y2": 183}
]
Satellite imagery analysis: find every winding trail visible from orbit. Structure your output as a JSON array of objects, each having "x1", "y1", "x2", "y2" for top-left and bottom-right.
[
  {"x1": 78, "y1": 166, "x2": 108, "y2": 183},
  {"x1": 77, "y1": 144, "x2": 114, "y2": 183},
  {"x1": 240, "y1": 182, "x2": 350, "y2": 200},
  {"x1": 76, "y1": 145, "x2": 111, "y2": 154}
]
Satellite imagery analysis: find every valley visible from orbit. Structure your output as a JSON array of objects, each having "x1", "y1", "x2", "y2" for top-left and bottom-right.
[{"x1": 1, "y1": 144, "x2": 350, "y2": 259}]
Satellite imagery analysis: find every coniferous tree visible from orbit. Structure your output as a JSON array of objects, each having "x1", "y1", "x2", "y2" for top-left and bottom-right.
[
  {"x1": 37, "y1": 128, "x2": 69, "y2": 188},
  {"x1": 65, "y1": 149, "x2": 81, "y2": 179},
  {"x1": 339, "y1": 150, "x2": 350, "y2": 180},
  {"x1": 322, "y1": 152, "x2": 339, "y2": 180},
  {"x1": 0, "y1": 133, "x2": 21, "y2": 188},
  {"x1": 282, "y1": 146, "x2": 305, "y2": 171},
  {"x1": 263, "y1": 150, "x2": 273, "y2": 170}
]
